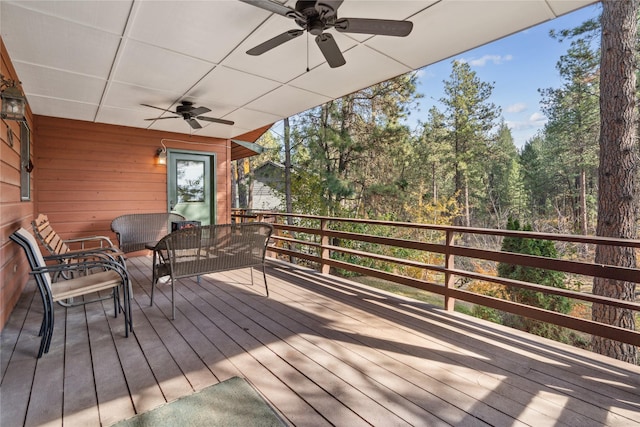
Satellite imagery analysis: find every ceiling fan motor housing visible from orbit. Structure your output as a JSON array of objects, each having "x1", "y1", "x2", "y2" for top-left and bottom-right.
[
  {"x1": 295, "y1": 0, "x2": 334, "y2": 35},
  {"x1": 176, "y1": 101, "x2": 194, "y2": 114}
]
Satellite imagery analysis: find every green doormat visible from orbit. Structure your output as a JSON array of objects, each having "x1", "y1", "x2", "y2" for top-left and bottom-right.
[{"x1": 111, "y1": 377, "x2": 287, "y2": 427}]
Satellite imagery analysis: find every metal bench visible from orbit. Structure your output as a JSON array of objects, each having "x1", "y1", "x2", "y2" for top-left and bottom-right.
[{"x1": 150, "y1": 223, "x2": 273, "y2": 319}]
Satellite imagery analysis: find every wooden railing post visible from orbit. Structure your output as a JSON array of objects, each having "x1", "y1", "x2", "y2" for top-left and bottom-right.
[
  {"x1": 320, "y1": 218, "x2": 330, "y2": 274},
  {"x1": 444, "y1": 229, "x2": 456, "y2": 311}
]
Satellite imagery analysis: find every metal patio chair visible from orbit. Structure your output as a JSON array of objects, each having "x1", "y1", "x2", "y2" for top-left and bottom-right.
[
  {"x1": 32, "y1": 214, "x2": 124, "y2": 278},
  {"x1": 10, "y1": 227, "x2": 132, "y2": 358}
]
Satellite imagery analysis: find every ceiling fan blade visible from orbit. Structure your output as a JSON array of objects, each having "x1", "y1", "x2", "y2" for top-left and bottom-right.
[
  {"x1": 187, "y1": 118, "x2": 202, "y2": 129},
  {"x1": 238, "y1": 0, "x2": 299, "y2": 19},
  {"x1": 247, "y1": 29, "x2": 304, "y2": 55},
  {"x1": 197, "y1": 116, "x2": 235, "y2": 126},
  {"x1": 334, "y1": 18, "x2": 413, "y2": 37},
  {"x1": 189, "y1": 106, "x2": 211, "y2": 116},
  {"x1": 144, "y1": 116, "x2": 178, "y2": 121},
  {"x1": 141, "y1": 103, "x2": 176, "y2": 113},
  {"x1": 315, "y1": 0, "x2": 343, "y2": 19},
  {"x1": 316, "y1": 33, "x2": 345, "y2": 68}
]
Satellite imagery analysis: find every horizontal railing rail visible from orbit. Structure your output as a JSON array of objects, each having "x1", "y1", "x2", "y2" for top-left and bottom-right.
[{"x1": 232, "y1": 210, "x2": 640, "y2": 347}]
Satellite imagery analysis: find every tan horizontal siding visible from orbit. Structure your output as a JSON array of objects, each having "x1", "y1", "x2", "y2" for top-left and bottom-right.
[{"x1": 0, "y1": 37, "x2": 34, "y2": 331}]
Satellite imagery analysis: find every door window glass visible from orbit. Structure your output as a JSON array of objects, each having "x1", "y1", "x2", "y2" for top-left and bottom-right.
[{"x1": 176, "y1": 160, "x2": 205, "y2": 202}]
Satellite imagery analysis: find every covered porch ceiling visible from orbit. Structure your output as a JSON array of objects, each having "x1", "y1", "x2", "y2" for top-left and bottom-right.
[{"x1": 1, "y1": 0, "x2": 596, "y2": 141}]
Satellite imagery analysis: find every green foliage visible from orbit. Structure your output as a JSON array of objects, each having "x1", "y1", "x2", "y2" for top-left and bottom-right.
[
  {"x1": 472, "y1": 306, "x2": 504, "y2": 324},
  {"x1": 326, "y1": 220, "x2": 447, "y2": 281},
  {"x1": 440, "y1": 60, "x2": 502, "y2": 226},
  {"x1": 536, "y1": 21, "x2": 600, "y2": 234},
  {"x1": 497, "y1": 217, "x2": 573, "y2": 339},
  {"x1": 290, "y1": 74, "x2": 419, "y2": 218},
  {"x1": 484, "y1": 122, "x2": 522, "y2": 226},
  {"x1": 519, "y1": 136, "x2": 554, "y2": 218}
]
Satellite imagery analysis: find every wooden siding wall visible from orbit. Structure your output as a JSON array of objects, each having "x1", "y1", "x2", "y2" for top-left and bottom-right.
[
  {"x1": 0, "y1": 38, "x2": 35, "y2": 330},
  {"x1": 1, "y1": 33, "x2": 235, "y2": 331},
  {"x1": 33, "y1": 116, "x2": 232, "y2": 243}
]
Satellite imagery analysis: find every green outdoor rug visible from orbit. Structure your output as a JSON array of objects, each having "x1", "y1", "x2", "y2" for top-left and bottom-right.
[{"x1": 111, "y1": 377, "x2": 287, "y2": 427}]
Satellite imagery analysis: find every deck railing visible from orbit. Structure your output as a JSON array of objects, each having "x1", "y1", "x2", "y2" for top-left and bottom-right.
[{"x1": 232, "y1": 210, "x2": 640, "y2": 347}]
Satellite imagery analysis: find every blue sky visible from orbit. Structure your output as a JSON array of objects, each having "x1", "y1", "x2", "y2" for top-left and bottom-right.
[{"x1": 410, "y1": 2, "x2": 602, "y2": 149}]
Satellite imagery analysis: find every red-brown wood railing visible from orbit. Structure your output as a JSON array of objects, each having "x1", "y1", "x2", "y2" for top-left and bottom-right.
[{"x1": 232, "y1": 211, "x2": 640, "y2": 347}]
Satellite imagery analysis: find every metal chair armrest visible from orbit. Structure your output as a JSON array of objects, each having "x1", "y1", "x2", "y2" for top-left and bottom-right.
[
  {"x1": 63, "y1": 235, "x2": 116, "y2": 250},
  {"x1": 43, "y1": 248, "x2": 123, "y2": 263},
  {"x1": 32, "y1": 258, "x2": 128, "y2": 277}
]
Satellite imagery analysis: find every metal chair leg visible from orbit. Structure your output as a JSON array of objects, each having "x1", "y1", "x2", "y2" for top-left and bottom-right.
[{"x1": 262, "y1": 265, "x2": 269, "y2": 297}]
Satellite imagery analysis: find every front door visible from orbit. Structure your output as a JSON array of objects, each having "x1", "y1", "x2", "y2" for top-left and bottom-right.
[{"x1": 168, "y1": 151, "x2": 215, "y2": 225}]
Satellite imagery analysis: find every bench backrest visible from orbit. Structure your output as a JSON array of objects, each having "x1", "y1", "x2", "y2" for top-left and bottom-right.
[
  {"x1": 158, "y1": 223, "x2": 273, "y2": 279},
  {"x1": 111, "y1": 213, "x2": 186, "y2": 253}
]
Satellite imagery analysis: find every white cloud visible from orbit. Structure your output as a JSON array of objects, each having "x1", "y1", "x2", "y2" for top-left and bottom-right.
[
  {"x1": 529, "y1": 112, "x2": 546, "y2": 124},
  {"x1": 506, "y1": 103, "x2": 527, "y2": 113},
  {"x1": 414, "y1": 68, "x2": 434, "y2": 80},
  {"x1": 506, "y1": 113, "x2": 548, "y2": 149},
  {"x1": 460, "y1": 54, "x2": 514, "y2": 67},
  {"x1": 505, "y1": 111, "x2": 547, "y2": 131}
]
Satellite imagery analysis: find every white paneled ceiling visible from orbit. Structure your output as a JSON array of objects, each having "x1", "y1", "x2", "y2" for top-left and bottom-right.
[{"x1": 1, "y1": 0, "x2": 597, "y2": 140}]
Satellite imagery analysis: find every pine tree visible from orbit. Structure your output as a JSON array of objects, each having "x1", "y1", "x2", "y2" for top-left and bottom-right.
[{"x1": 440, "y1": 60, "x2": 501, "y2": 227}]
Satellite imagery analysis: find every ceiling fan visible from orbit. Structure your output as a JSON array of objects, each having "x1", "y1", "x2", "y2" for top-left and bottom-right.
[
  {"x1": 240, "y1": 0, "x2": 413, "y2": 68},
  {"x1": 142, "y1": 101, "x2": 234, "y2": 129}
]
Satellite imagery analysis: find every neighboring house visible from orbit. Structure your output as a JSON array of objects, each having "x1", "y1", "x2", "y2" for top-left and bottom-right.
[{"x1": 251, "y1": 161, "x2": 286, "y2": 212}]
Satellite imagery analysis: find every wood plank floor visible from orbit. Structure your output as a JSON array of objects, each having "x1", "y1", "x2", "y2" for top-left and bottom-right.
[{"x1": 1, "y1": 256, "x2": 639, "y2": 427}]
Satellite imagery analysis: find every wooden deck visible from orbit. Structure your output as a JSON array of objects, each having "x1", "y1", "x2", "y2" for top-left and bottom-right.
[{"x1": 1, "y1": 256, "x2": 639, "y2": 427}]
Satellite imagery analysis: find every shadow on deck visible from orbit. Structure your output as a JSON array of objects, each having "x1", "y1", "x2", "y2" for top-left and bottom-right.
[{"x1": 1, "y1": 256, "x2": 639, "y2": 426}]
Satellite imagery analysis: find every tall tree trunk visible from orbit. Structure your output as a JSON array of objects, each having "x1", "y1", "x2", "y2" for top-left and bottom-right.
[
  {"x1": 247, "y1": 160, "x2": 254, "y2": 209},
  {"x1": 579, "y1": 168, "x2": 587, "y2": 235},
  {"x1": 231, "y1": 161, "x2": 238, "y2": 209},
  {"x1": 237, "y1": 159, "x2": 248, "y2": 209},
  {"x1": 464, "y1": 176, "x2": 471, "y2": 227},
  {"x1": 283, "y1": 117, "x2": 296, "y2": 263},
  {"x1": 592, "y1": 0, "x2": 638, "y2": 364},
  {"x1": 284, "y1": 117, "x2": 293, "y2": 220},
  {"x1": 454, "y1": 163, "x2": 464, "y2": 226},
  {"x1": 432, "y1": 162, "x2": 437, "y2": 205},
  {"x1": 579, "y1": 168, "x2": 589, "y2": 256}
]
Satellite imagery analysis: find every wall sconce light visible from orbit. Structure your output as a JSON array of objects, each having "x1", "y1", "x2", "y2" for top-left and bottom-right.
[
  {"x1": 156, "y1": 145, "x2": 167, "y2": 165},
  {"x1": 1, "y1": 74, "x2": 27, "y2": 121}
]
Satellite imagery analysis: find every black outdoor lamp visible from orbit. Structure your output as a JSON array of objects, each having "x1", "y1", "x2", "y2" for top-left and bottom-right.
[
  {"x1": 156, "y1": 142, "x2": 167, "y2": 165},
  {"x1": 1, "y1": 74, "x2": 27, "y2": 121}
]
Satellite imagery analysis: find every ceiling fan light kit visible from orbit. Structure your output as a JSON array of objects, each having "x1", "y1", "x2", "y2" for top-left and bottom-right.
[{"x1": 240, "y1": 0, "x2": 413, "y2": 68}]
